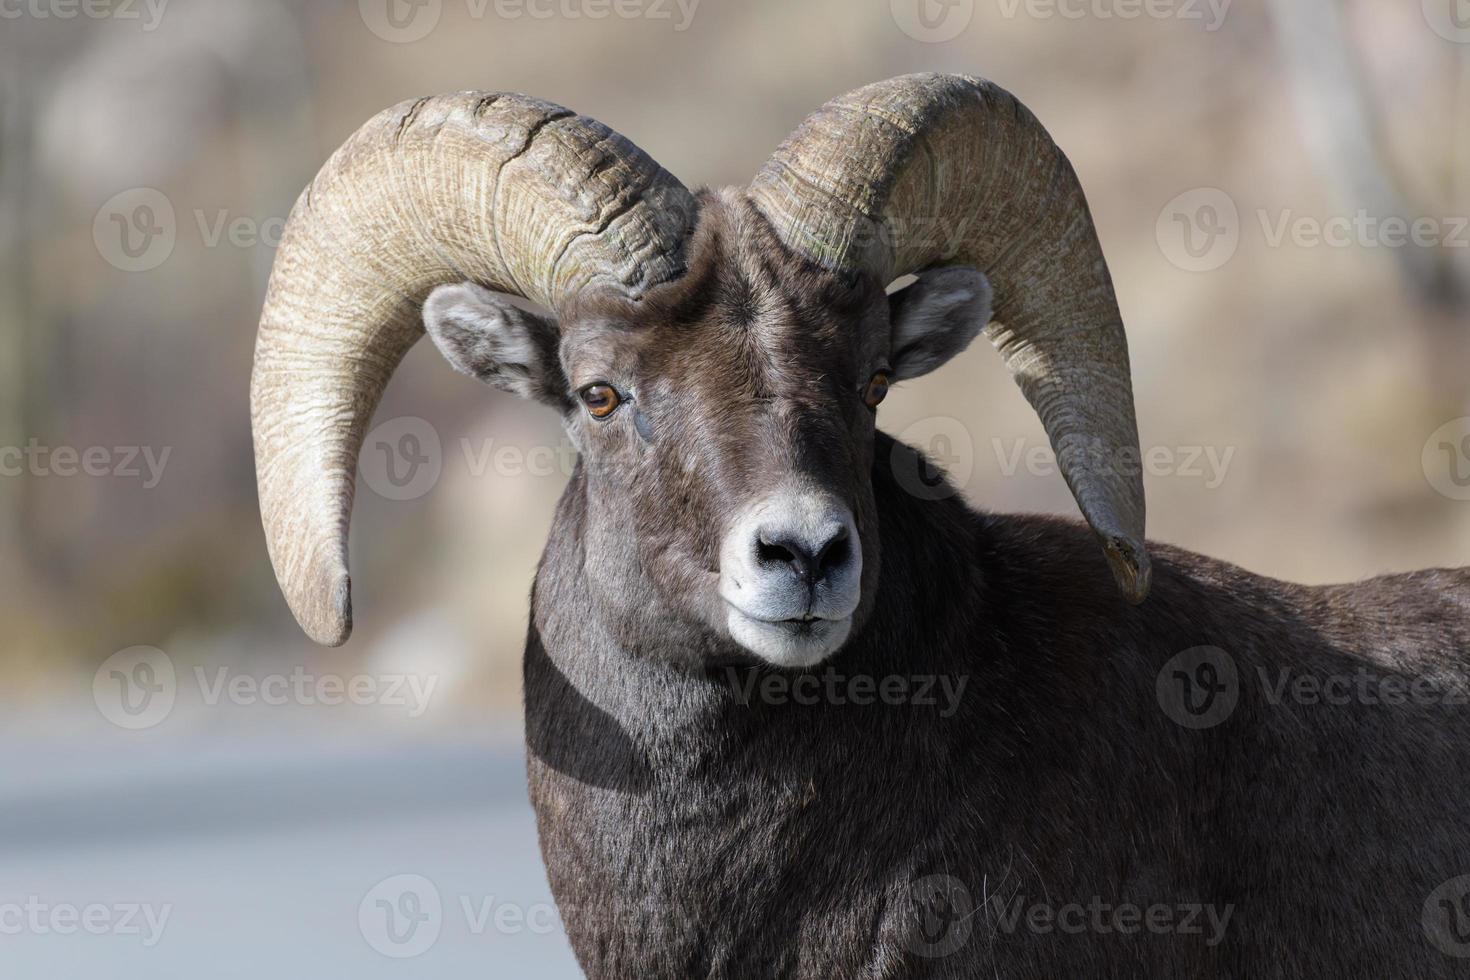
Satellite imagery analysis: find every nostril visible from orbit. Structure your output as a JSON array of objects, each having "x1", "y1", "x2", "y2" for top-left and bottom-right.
[
  {"x1": 756, "y1": 538, "x2": 801, "y2": 571},
  {"x1": 754, "y1": 526, "x2": 852, "y2": 585},
  {"x1": 815, "y1": 528, "x2": 851, "y2": 575},
  {"x1": 756, "y1": 533, "x2": 818, "y2": 582}
]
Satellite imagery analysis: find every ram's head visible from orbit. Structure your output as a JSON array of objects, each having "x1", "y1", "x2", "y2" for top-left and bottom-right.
[{"x1": 252, "y1": 74, "x2": 1150, "y2": 666}]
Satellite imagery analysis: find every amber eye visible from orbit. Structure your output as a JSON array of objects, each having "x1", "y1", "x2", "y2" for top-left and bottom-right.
[
  {"x1": 863, "y1": 371, "x2": 891, "y2": 410},
  {"x1": 580, "y1": 384, "x2": 621, "y2": 419}
]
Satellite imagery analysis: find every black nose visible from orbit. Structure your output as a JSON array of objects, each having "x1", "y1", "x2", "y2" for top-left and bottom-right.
[{"x1": 756, "y1": 526, "x2": 852, "y2": 585}]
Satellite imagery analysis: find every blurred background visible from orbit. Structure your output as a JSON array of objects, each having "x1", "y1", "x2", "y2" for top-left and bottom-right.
[{"x1": 0, "y1": 0, "x2": 1466, "y2": 974}]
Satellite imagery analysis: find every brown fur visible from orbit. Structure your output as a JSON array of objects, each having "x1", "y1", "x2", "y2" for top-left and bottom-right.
[{"x1": 433, "y1": 191, "x2": 1470, "y2": 977}]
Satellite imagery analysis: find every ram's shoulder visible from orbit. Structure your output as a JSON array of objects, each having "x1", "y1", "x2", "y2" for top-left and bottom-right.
[
  {"x1": 973, "y1": 512, "x2": 1275, "y2": 603},
  {"x1": 969, "y1": 514, "x2": 1310, "y2": 649},
  {"x1": 1314, "y1": 564, "x2": 1470, "y2": 604},
  {"x1": 981, "y1": 514, "x2": 1470, "y2": 665},
  {"x1": 1297, "y1": 566, "x2": 1470, "y2": 664}
]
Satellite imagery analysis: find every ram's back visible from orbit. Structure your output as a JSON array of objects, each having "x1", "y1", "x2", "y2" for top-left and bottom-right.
[{"x1": 976, "y1": 514, "x2": 1470, "y2": 976}]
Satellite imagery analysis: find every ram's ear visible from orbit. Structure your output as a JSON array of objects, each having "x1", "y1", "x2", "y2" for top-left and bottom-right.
[
  {"x1": 424, "y1": 282, "x2": 571, "y2": 410},
  {"x1": 887, "y1": 267, "x2": 993, "y2": 381}
]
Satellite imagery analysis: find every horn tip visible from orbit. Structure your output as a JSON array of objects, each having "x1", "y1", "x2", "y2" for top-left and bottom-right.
[
  {"x1": 295, "y1": 566, "x2": 353, "y2": 647},
  {"x1": 1104, "y1": 535, "x2": 1151, "y2": 605}
]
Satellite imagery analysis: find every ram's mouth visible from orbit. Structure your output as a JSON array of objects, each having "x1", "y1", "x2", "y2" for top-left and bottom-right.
[
  {"x1": 769, "y1": 618, "x2": 820, "y2": 639},
  {"x1": 727, "y1": 603, "x2": 833, "y2": 628},
  {"x1": 723, "y1": 603, "x2": 854, "y2": 668}
]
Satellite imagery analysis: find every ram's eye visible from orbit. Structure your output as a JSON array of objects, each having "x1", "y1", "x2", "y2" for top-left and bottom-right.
[
  {"x1": 579, "y1": 384, "x2": 621, "y2": 419},
  {"x1": 863, "y1": 371, "x2": 891, "y2": 410}
]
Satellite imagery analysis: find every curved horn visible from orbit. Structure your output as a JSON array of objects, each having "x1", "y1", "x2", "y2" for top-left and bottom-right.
[
  {"x1": 252, "y1": 92, "x2": 695, "y2": 645},
  {"x1": 748, "y1": 73, "x2": 1150, "y2": 603}
]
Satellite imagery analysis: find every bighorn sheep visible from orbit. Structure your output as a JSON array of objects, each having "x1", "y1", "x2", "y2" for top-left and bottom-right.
[{"x1": 252, "y1": 74, "x2": 1470, "y2": 977}]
